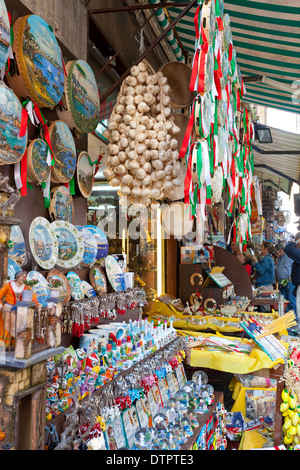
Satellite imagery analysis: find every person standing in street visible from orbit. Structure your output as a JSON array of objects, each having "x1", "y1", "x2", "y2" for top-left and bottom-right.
[
  {"x1": 275, "y1": 243, "x2": 297, "y2": 318},
  {"x1": 284, "y1": 233, "x2": 300, "y2": 326}
]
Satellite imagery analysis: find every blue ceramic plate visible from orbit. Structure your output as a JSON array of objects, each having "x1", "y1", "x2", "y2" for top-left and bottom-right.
[
  {"x1": 75, "y1": 226, "x2": 98, "y2": 268},
  {"x1": 105, "y1": 255, "x2": 126, "y2": 292},
  {"x1": 8, "y1": 257, "x2": 22, "y2": 282},
  {"x1": 85, "y1": 225, "x2": 109, "y2": 262}
]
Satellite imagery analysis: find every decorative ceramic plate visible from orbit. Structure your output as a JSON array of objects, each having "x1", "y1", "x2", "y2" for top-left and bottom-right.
[
  {"x1": 222, "y1": 14, "x2": 232, "y2": 53},
  {"x1": 27, "y1": 139, "x2": 51, "y2": 184},
  {"x1": 7, "y1": 256, "x2": 21, "y2": 281},
  {"x1": 51, "y1": 221, "x2": 84, "y2": 269},
  {"x1": 221, "y1": 50, "x2": 229, "y2": 89},
  {"x1": 218, "y1": 126, "x2": 227, "y2": 164},
  {"x1": 229, "y1": 48, "x2": 237, "y2": 81},
  {"x1": 105, "y1": 255, "x2": 126, "y2": 292},
  {"x1": 0, "y1": 84, "x2": 27, "y2": 165},
  {"x1": 81, "y1": 280, "x2": 97, "y2": 298},
  {"x1": 48, "y1": 121, "x2": 77, "y2": 184},
  {"x1": 204, "y1": 45, "x2": 214, "y2": 93},
  {"x1": 49, "y1": 186, "x2": 74, "y2": 223},
  {"x1": 27, "y1": 271, "x2": 50, "y2": 306},
  {"x1": 85, "y1": 225, "x2": 109, "y2": 262},
  {"x1": 202, "y1": 0, "x2": 216, "y2": 45},
  {"x1": 8, "y1": 14, "x2": 65, "y2": 108},
  {"x1": 218, "y1": 88, "x2": 228, "y2": 127},
  {"x1": 75, "y1": 225, "x2": 97, "y2": 268},
  {"x1": 57, "y1": 59, "x2": 100, "y2": 134},
  {"x1": 162, "y1": 203, "x2": 194, "y2": 238},
  {"x1": 211, "y1": 166, "x2": 224, "y2": 204},
  {"x1": 47, "y1": 269, "x2": 71, "y2": 303},
  {"x1": 66, "y1": 271, "x2": 85, "y2": 300},
  {"x1": 9, "y1": 225, "x2": 27, "y2": 267},
  {"x1": 0, "y1": 0, "x2": 11, "y2": 70},
  {"x1": 29, "y1": 217, "x2": 58, "y2": 270},
  {"x1": 76, "y1": 151, "x2": 94, "y2": 198},
  {"x1": 195, "y1": 93, "x2": 213, "y2": 139},
  {"x1": 89, "y1": 265, "x2": 107, "y2": 295}
]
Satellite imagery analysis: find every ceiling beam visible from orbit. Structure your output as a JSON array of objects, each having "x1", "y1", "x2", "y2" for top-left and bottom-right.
[{"x1": 90, "y1": 2, "x2": 190, "y2": 14}]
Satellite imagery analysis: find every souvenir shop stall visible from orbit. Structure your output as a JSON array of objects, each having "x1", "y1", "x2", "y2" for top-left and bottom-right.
[{"x1": 99, "y1": 0, "x2": 300, "y2": 451}]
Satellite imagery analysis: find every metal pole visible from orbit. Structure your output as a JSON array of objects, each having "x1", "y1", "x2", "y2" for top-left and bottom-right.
[
  {"x1": 90, "y1": 2, "x2": 190, "y2": 15},
  {"x1": 94, "y1": 0, "x2": 169, "y2": 79},
  {"x1": 100, "y1": 0, "x2": 198, "y2": 103}
]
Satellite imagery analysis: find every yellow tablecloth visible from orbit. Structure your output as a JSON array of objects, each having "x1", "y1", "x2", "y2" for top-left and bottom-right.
[
  {"x1": 180, "y1": 330, "x2": 285, "y2": 374},
  {"x1": 229, "y1": 377, "x2": 277, "y2": 415}
]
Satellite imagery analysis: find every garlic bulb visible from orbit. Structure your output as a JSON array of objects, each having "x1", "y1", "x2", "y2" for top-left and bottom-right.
[{"x1": 103, "y1": 59, "x2": 182, "y2": 205}]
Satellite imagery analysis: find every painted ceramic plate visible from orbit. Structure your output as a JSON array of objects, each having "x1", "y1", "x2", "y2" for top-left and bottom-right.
[
  {"x1": 57, "y1": 60, "x2": 100, "y2": 134},
  {"x1": 85, "y1": 225, "x2": 109, "y2": 262},
  {"x1": 89, "y1": 266, "x2": 107, "y2": 295},
  {"x1": 211, "y1": 166, "x2": 224, "y2": 204},
  {"x1": 105, "y1": 255, "x2": 126, "y2": 292},
  {"x1": 49, "y1": 186, "x2": 74, "y2": 223},
  {"x1": 8, "y1": 14, "x2": 65, "y2": 108},
  {"x1": 221, "y1": 50, "x2": 229, "y2": 89},
  {"x1": 9, "y1": 225, "x2": 27, "y2": 267},
  {"x1": 81, "y1": 280, "x2": 97, "y2": 298},
  {"x1": 77, "y1": 151, "x2": 94, "y2": 198},
  {"x1": 222, "y1": 14, "x2": 232, "y2": 53},
  {"x1": 218, "y1": 126, "x2": 227, "y2": 165},
  {"x1": 204, "y1": 45, "x2": 214, "y2": 93},
  {"x1": 0, "y1": 0, "x2": 11, "y2": 70},
  {"x1": 47, "y1": 269, "x2": 71, "y2": 303},
  {"x1": 218, "y1": 88, "x2": 227, "y2": 127},
  {"x1": 51, "y1": 221, "x2": 84, "y2": 269},
  {"x1": 29, "y1": 217, "x2": 58, "y2": 270},
  {"x1": 27, "y1": 139, "x2": 51, "y2": 184},
  {"x1": 202, "y1": 0, "x2": 215, "y2": 45},
  {"x1": 48, "y1": 121, "x2": 77, "y2": 184},
  {"x1": 66, "y1": 271, "x2": 85, "y2": 300},
  {"x1": 0, "y1": 84, "x2": 27, "y2": 165},
  {"x1": 75, "y1": 226, "x2": 97, "y2": 268},
  {"x1": 27, "y1": 271, "x2": 50, "y2": 306},
  {"x1": 7, "y1": 257, "x2": 21, "y2": 281}
]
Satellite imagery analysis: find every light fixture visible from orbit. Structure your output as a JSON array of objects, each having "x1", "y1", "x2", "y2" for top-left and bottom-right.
[{"x1": 254, "y1": 124, "x2": 273, "y2": 144}]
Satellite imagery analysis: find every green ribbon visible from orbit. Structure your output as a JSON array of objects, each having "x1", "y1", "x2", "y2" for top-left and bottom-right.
[
  {"x1": 69, "y1": 176, "x2": 76, "y2": 196},
  {"x1": 197, "y1": 143, "x2": 203, "y2": 188}
]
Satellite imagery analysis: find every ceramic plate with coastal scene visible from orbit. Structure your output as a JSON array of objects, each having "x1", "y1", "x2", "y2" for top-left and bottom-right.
[
  {"x1": 0, "y1": 0, "x2": 11, "y2": 70},
  {"x1": 8, "y1": 14, "x2": 65, "y2": 109},
  {"x1": 51, "y1": 221, "x2": 84, "y2": 269},
  {"x1": 77, "y1": 151, "x2": 94, "y2": 198},
  {"x1": 75, "y1": 226, "x2": 97, "y2": 268},
  {"x1": 9, "y1": 225, "x2": 27, "y2": 267},
  {"x1": 105, "y1": 255, "x2": 125, "y2": 292},
  {"x1": 85, "y1": 225, "x2": 109, "y2": 263},
  {"x1": 89, "y1": 265, "x2": 107, "y2": 295},
  {"x1": 47, "y1": 269, "x2": 71, "y2": 303},
  {"x1": 81, "y1": 280, "x2": 97, "y2": 298},
  {"x1": 49, "y1": 186, "x2": 74, "y2": 223},
  {"x1": 29, "y1": 217, "x2": 58, "y2": 270},
  {"x1": 7, "y1": 256, "x2": 21, "y2": 282},
  {"x1": 49, "y1": 121, "x2": 77, "y2": 184},
  {"x1": 27, "y1": 271, "x2": 50, "y2": 306},
  {"x1": 27, "y1": 139, "x2": 51, "y2": 184},
  {"x1": 0, "y1": 84, "x2": 27, "y2": 165},
  {"x1": 57, "y1": 60, "x2": 100, "y2": 135},
  {"x1": 66, "y1": 271, "x2": 85, "y2": 300}
]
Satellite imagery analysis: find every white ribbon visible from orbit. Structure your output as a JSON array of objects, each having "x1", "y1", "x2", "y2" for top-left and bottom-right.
[
  {"x1": 25, "y1": 101, "x2": 39, "y2": 127},
  {"x1": 43, "y1": 172, "x2": 51, "y2": 199},
  {"x1": 14, "y1": 162, "x2": 22, "y2": 191},
  {"x1": 46, "y1": 148, "x2": 52, "y2": 167}
]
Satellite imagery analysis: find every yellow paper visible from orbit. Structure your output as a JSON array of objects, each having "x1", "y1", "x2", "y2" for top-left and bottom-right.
[
  {"x1": 239, "y1": 430, "x2": 267, "y2": 450},
  {"x1": 182, "y1": 330, "x2": 284, "y2": 374}
]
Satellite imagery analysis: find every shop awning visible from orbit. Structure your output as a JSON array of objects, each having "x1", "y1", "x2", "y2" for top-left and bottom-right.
[
  {"x1": 252, "y1": 126, "x2": 300, "y2": 194},
  {"x1": 166, "y1": 0, "x2": 300, "y2": 114}
]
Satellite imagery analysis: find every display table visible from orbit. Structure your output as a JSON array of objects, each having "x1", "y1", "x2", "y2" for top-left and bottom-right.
[{"x1": 181, "y1": 391, "x2": 224, "y2": 450}]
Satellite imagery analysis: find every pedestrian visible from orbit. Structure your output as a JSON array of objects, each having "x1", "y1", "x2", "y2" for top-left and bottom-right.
[
  {"x1": 251, "y1": 241, "x2": 275, "y2": 312},
  {"x1": 251, "y1": 241, "x2": 275, "y2": 289},
  {"x1": 275, "y1": 242, "x2": 297, "y2": 317},
  {"x1": 284, "y1": 233, "x2": 300, "y2": 326}
]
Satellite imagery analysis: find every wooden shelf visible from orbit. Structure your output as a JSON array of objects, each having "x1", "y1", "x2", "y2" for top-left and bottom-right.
[{"x1": 181, "y1": 391, "x2": 224, "y2": 451}]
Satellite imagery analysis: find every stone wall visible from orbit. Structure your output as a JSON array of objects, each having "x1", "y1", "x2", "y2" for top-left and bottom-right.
[{"x1": 0, "y1": 361, "x2": 47, "y2": 449}]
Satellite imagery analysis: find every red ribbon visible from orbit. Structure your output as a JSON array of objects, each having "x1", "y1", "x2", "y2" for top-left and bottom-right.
[
  {"x1": 229, "y1": 42, "x2": 233, "y2": 62},
  {"x1": 216, "y1": 17, "x2": 224, "y2": 31},
  {"x1": 20, "y1": 149, "x2": 28, "y2": 197},
  {"x1": 179, "y1": 101, "x2": 195, "y2": 160},
  {"x1": 197, "y1": 27, "x2": 209, "y2": 93},
  {"x1": 19, "y1": 107, "x2": 28, "y2": 138},
  {"x1": 194, "y1": 3, "x2": 201, "y2": 40}
]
